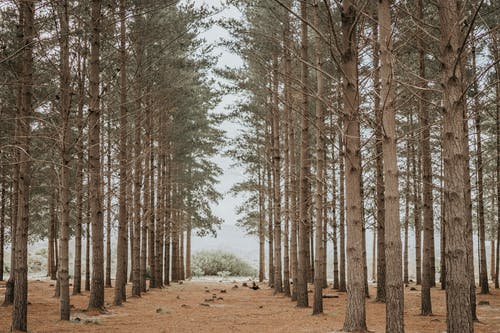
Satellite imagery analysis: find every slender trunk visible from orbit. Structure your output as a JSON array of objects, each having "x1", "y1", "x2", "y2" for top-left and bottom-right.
[
  {"x1": 296, "y1": 0, "x2": 310, "y2": 308},
  {"x1": 105, "y1": 110, "x2": 112, "y2": 289},
  {"x1": 290, "y1": 91, "x2": 298, "y2": 301},
  {"x1": 73, "y1": 36, "x2": 86, "y2": 296},
  {"x1": 266, "y1": 115, "x2": 274, "y2": 288},
  {"x1": 313, "y1": 1, "x2": 325, "y2": 314},
  {"x1": 338, "y1": 120, "x2": 346, "y2": 293},
  {"x1": 88, "y1": 0, "x2": 104, "y2": 310},
  {"x1": 411, "y1": 111, "x2": 422, "y2": 286},
  {"x1": 114, "y1": 0, "x2": 128, "y2": 305},
  {"x1": 341, "y1": 1, "x2": 366, "y2": 330},
  {"x1": 12, "y1": 1, "x2": 33, "y2": 329},
  {"x1": 272, "y1": 55, "x2": 282, "y2": 294},
  {"x1": 440, "y1": 147, "x2": 446, "y2": 289},
  {"x1": 439, "y1": 1, "x2": 473, "y2": 331},
  {"x1": 373, "y1": 8, "x2": 386, "y2": 303},
  {"x1": 282, "y1": 10, "x2": 292, "y2": 295},
  {"x1": 379, "y1": 1, "x2": 404, "y2": 329},
  {"x1": 404, "y1": 142, "x2": 410, "y2": 285},
  {"x1": 331, "y1": 115, "x2": 339, "y2": 290},
  {"x1": 85, "y1": 186, "x2": 90, "y2": 292},
  {"x1": 258, "y1": 166, "x2": 265, "y2": 282},
  {"x1": 472, "y1": 37, "x2": 489, "y2": 295},
  {"x1": 57, "y1": 0, "x2": 72, "y2": 319}
]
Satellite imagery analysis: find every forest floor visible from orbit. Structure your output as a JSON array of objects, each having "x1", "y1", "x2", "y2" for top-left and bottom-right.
[{"x1": 0, "y1": 279, "x2": 499, "y2": 333}]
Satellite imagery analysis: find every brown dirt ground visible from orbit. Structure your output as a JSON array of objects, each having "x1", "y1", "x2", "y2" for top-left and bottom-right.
[{"x1": 0, "y1": 279, "x2": 499, "y2": 333}]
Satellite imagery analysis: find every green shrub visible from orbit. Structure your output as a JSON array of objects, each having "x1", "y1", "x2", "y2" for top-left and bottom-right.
[{"x1": 192, "y1": 250, "x2": 257, "y2": 277}]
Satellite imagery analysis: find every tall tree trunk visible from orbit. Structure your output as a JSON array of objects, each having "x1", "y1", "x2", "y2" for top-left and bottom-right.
[
  {"x1": 186, "y1": 217, "x2": 191, "y2": 279},
  {"x1": 132, "y1": 93, "x2": 142, "y2": 297},
  {"x1": 417, "y1": 0, "x2": 434, "y2": 315},
  {"x1": 114, "y1": 0, "x2": 128, "y2": 305},
  {"x1": 338, "y1": 120, "x2": 346, "y2": 293},
  {"x1": 372, "y1": 7, "x2": 385, "y2": 303},
  {"x1": 105, "y1": 110, "x2": 112, "y2": 289},
  {"x1": 12, "y1": 1, "x2": 34, "y2": 329},
  {"x1": 404, "y1": 141, "x2": 410, "y2": 285},
  {"x1": 313, "y1": 0, "x2": 325, "y2": 314},
  {"x1": 378, "y1": 1, "x2": 404, "y2": 330},
  {"x1": 85, "y1": 185, "x2": 91, "y2": 292},
  {"x1": 296, "y1": 0, "x2": 310, "y2": 308},
  {"x1": 266, "y1": 114, "x2": 274, "y2": 288},
  {"x1": 272, "y1": 55, "x2": 282, "y2": 294},
  {"x1": 472, "y1": 37, "x2": 489, "y2": 295},
  {"x1": 282, "y1": 9, "x2": 292, "y2": 296},
  {"x1": 440, "y1": 147, "x2": 446, "y2": 290},
  {"x1": 73, "y1": 34, "x2": 86, "y2": 296},
  {"x1": 290, "y1": 91, "x2": 298, "y2": 301},
  {"x1": 88, "y1": 0, "x2": 105, "y2": 310},
  {"x1": 258, "y1": 165, "x2": 265, "y2": 282},
  {"x1": 341, "y1": 1, "x2": 366, "y2": 330},
  {"x1": 331, "y1": 114, "x2": 339, "y2": 290},
  {"x1": 411, "y1": 111, "x2": 422, "y2": 286},
  {"x1": 57, "y1": 0, "x2": 72, "y2": 320},
  {"x1": 439, "y1": 1, "x2": 473, "y2": 331}
]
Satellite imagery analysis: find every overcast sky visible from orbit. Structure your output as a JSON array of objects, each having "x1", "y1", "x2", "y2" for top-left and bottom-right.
[{"x1": 189, "y1": 1, "x2": 261, "y2": 262}]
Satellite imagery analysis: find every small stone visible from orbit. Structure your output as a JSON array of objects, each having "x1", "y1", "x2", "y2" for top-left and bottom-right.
[
  {"x1": 322, "y1": 294, "x2": 339, "y2": 299},
  {"x1": 217, "y1": 297, "x2": 224, "y2": 301},
  {"x1": 242, "y1": 282, "x2": 248, "y2": 287},
  {"x1": 220, "y1": 289, "x2": 227, "y2": 293},
  {"x1": 200, "y1": 303, "x2": 210, "y2": 307}
]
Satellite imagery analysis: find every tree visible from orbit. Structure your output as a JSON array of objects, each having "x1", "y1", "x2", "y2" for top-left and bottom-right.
[
  {"x1": 439, "y1": 0, "x2": 473, "y2": 331},
  {"x1": 341, "y1": 0, "x2": 366, "y2": 331},
  {"x1": 88, "y1": 0, "x2": 105, "y2": 310},
  {"x1": 12, "y1": 0, "x2": 34, "y2": 330},
  {"x1": 378, "y1": 0, "x2": 404, "y2": 331}
]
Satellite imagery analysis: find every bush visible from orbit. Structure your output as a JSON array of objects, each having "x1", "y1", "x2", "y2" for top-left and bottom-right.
[{"x1": 192, "y1": 250, "x2": 257, "y2": 277}]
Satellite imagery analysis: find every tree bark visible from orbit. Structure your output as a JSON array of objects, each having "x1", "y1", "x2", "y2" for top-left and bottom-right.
[
  {"x1": 114, "y1": 0, "x2": 128, "y2": 305},
  {"x1": 296, "y1": 0, "x2": 310, "y2": 308},
  {"x1": 57, "y1": 0, "x2": 72, "y2": 320},
  {"x1": 272, "y1": 55, "x2": 282, "y2": 294},
  {"x1": 472, "y1": 37, "x2": 489, "y2": 295},
  {"x1": 12, "y1": 1, "x2": 34, "y2": 329},
  {"x1": 88, "y1": 0, "x2": 105, "y2": 310},
  {"x1": 313, "y1": 0, "x2": 325, "y2": 314},
  {"x1": 341, "y1": 1, "x2": 366, "y2": 331},
  {"x1": 439, "y1": 1, "x2": 473, "y2": 331},
  {"x1": 378, "y1": 1, "x2": 404, "y2": 330}
]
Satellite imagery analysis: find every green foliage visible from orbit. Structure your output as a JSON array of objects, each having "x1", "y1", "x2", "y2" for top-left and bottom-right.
[{"x1": 192, "y1": 250, "x2": 256, "y2": 277}]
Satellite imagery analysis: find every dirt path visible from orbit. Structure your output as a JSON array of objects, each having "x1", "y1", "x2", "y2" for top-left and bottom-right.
[{"x1": 0, "y1": 279, "x2": 499, "y2": 332}]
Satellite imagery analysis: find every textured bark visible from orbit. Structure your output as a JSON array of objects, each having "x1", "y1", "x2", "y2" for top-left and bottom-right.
[
  {"x1": 85, "y1": 188, "x2": 90, "y2": 292},
  {"x1": 258, "y1": 166, "x2": 265, "y2": 282},
  {"x1": 372, "y1": 9, "x2": 386, "y2": 303},
  {"x1": 463, "y1": 81, "x2": 477, "y2": 321},
  {"x1": 265, "y1": 115, "x2": 274, "y2": 288},
  {"x1": 331, "y1": 116, "x2": 339, "y2": 290},
  {"x1": 114, "y1": 0, "x2": 128, "y2": 305},
  {"x1": 57, "y1": 0, "x2": 71, "y2": 320},
  {"x1": 290, "y1": 89, "x2": 298, "y2": 302},
  {"x1": 12, "y1": 1, "x2": 33, "y2": 329},
  {"x1": 417, "y1": 0, "x2": 433, "y2": 316},
  {"x1": 272, "y1": 56, "x2": 282, "y2": 294},
  {"x1": 105, "y1": 111, "x2": 112, "y2": 289},
  {"x1": 132, "y1": 92, "x2": 142, "y2": 297},
  {"x1": 440, "y1": 148, "x2": 446, "y2": 290},
  {"x1": 378, "y1": 1, "x2": 404, "y2": 330},
  {"x1": 411, "y1": 111, "x2": 422, "y2": 286},
  {"x1": 282, "y1": 9, "x2": 292, "y2": 296},
  {"x1": 73, "y1": 33, "x2": 86, "y2": 296},
  {"x1": 155, "y1": 149, "x2": 165, "y2": 287},
  {"x1": 439, "y1": 1, "x2": 473, "y2": 331},
  {"x1": 338, "y1": 120, "x2": 346, "y2": 293},
  {"x1": 296, "y1": 0, "x2": 310, "y2": 308},
  {"x1": 313, "y1": 1, "x2": 324, "y2": 314},
  {"x1": 88, "y1": 0, "x2": 105, "y2": 310},
  {"x1": 341, "y1": 1, "x2": 366, "y2": 330},
  {"x1": 143, "y1": 95, "x2": 152, "y2": 290},
  {"x1": 472, "y1": 38, "x2": 489, "y2": 295}
]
